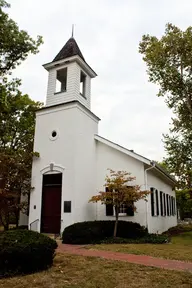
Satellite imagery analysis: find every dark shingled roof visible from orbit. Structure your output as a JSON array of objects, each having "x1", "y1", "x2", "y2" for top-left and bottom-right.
[{"x1": 53, "y1": 37, "x2": 85, "y2": 62}]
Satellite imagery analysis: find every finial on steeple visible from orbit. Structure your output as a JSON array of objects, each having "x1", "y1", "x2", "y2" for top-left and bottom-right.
[{"x1": 72, "y1": 24, "x2": 74, "y2": 38}]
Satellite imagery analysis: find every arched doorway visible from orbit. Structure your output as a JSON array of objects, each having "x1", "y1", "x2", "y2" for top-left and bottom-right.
[{"x1": 41, "y1": 173, "x2": 62, "y2": 234}]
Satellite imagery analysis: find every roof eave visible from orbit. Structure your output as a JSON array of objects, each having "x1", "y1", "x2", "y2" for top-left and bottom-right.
[
  {"x1": 43, "y1": 55, "x2": 97, "y2": 78},
  {"x1": 94, "y1": 134, "x2": 176, "y2": 185},
  {"x1": 36, "y1": 100, "x2": 101, "y2": 122},
  {"x1": 154, "y1": 164, "x2": 177, "y2": 185},
  {"x1": 94, "y1": 134, "x2": 151, "y2": 165}
]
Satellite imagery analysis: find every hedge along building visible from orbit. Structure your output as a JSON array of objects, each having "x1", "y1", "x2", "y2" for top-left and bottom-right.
[{"x1": 26, "y1": 35, "x2": 177, "y2": 235}]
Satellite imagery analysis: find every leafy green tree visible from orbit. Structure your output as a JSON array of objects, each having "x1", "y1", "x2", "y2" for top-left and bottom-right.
[
  {"x1": 164, "y1": 133, "x2": 192, "y2": 189},
  {"x1": 0, "y1": 81, "x2": 42, "y2": 229},
  {"x1": 0, "y1": 0, "x2": 42, "y2": 75},
  {"x1": 139, "y1": 23, "x2": 192, "y2": 132},
  {"x1": 139, "y1": 23, "x2": 192, "y2": 219},
  {"x1": 156, "y1": 160, "x2": 171, "y2": 174},
  {"x1": 163, "y1": 133, "x2": 192, "y2": 219},
  {"x1": 176, "y1": 189, "x2": 192, "y2": 220},
  {"x1": 156, "y1": 134, "x2": 192, "y2": 219},
  {"x1": 0, "y1": 1, "x2": 43, "y2": 229}
]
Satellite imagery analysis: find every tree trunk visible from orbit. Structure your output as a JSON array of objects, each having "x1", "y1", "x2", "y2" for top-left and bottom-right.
[
  {"x1": 4, "y1": 212, "x2": 9, "y2": 230},
  {"x1": 113, "y1": 207, "x2": 119, "y2": 237},
  {"x1": 3, "y1": 223, "x2": 9, "y2": 231},
  {"x1": 1, "y1": 214, "x2": 9, "y2": 231},
  {"x1": 0, "y1": 209, "x2": 9, "y2": 231}
]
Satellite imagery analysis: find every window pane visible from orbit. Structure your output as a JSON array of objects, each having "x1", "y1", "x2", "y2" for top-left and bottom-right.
[
  {"x1": 119, "y1": 204, "x2": 127, "y2": 214},
  {"x1": 43, "y1": 173, "x2": 62, "y2": 186},
  {"x1": 126, "y1": 203, "x2": 134, "y2": 216}
]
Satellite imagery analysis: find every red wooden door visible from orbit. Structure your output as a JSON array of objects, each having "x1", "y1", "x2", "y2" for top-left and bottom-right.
[{"x1": 41, "y1": 186, "x2": 61, "y2": 234}]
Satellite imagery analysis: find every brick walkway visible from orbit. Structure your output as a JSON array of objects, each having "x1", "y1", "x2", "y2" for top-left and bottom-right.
[{"x1": 57, "y1": 243, "x2": 192, "y2": 272}]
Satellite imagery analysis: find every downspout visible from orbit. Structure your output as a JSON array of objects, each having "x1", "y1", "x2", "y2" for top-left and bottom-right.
[{"x1": 144, "y1": 161, "x2": 155, "y2": 232}]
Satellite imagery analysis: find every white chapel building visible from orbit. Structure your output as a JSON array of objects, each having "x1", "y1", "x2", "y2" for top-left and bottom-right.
[{"x1": 28, "y1": 36, "x2": 177, "y2": 235}]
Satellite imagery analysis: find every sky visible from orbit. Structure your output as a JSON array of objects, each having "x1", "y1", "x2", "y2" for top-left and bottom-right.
[{"x1": 7, "y1": 0, "x2": 192, "y2": 161}]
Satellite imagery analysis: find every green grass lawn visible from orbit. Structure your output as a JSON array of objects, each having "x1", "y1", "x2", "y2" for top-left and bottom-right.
[
  {"x1": 0, "y1": 254, "x2": 192, "y2": 288},
  {"x1": 88, "y1": 231, "x2": 192, "y2": 262}
]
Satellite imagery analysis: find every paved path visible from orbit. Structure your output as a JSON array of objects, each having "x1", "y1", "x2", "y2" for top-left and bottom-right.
[{"x1": 57, "y1": 243, "x2": 192, "y2": 272}]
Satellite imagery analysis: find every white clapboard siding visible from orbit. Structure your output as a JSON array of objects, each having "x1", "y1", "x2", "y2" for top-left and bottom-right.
[{"x1": 46, "y1": 62, "x2": 91, "y2": 109}]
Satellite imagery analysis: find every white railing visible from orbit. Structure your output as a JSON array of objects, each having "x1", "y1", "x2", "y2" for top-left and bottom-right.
[{"x1": 30, "y1": 219, "x2": 39, "y2": 232}]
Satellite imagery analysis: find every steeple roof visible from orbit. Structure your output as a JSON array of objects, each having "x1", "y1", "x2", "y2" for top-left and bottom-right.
[{"x1": 53, "y1": 37, "x2": 85, "y2": 62}]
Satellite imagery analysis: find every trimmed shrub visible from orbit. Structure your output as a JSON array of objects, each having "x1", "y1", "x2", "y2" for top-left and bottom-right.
[
  {"x1": 163, "y1": 224, "x2": 192, "y2": 236},
  {"x1": 0, "y1": 229, "x2": 58, "y2": 277},
  {"x1": 10, "y1": 225, "x2": 28, "y2": 230},
  {"x1": 144, "y1": 234, "x2": 170, "y2": 244},
  {"x1": 100, "y1": 234, "x2": 170, "y2": 244},
  {"x1": 62, "y1": 221, "x2": 148, "y2": 244}
]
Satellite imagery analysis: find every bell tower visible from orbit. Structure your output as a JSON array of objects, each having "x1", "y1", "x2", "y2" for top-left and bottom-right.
[
  {"x1": 29, "y1": 34, "x2": 100, "y2": 234},
  {"x1": 43, "y1": 36, "x2": 97, "y2": 110}
]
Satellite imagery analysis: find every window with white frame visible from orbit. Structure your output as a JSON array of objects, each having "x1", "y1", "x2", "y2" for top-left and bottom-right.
[
  {"x1": 151, "y1": 189, "x2": 176, "y2": 218},
  {"x1": 105, "y1": 187, "x2": 134, "y2": 217},
  {"x1": 156, "y1": 191, "x2": 176, "y2": 217},
  {"x1": 119, "y1": 203, "x2": 127, "y2": 214},
  {"x1": 150, "y1": 187, "x2": 159, "y2": 216}
]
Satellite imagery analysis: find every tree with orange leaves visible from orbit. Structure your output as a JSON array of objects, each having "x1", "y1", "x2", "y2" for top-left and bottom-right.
[{"x1": 89, "y1": 169, "x2": 150, "y2": 237}]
